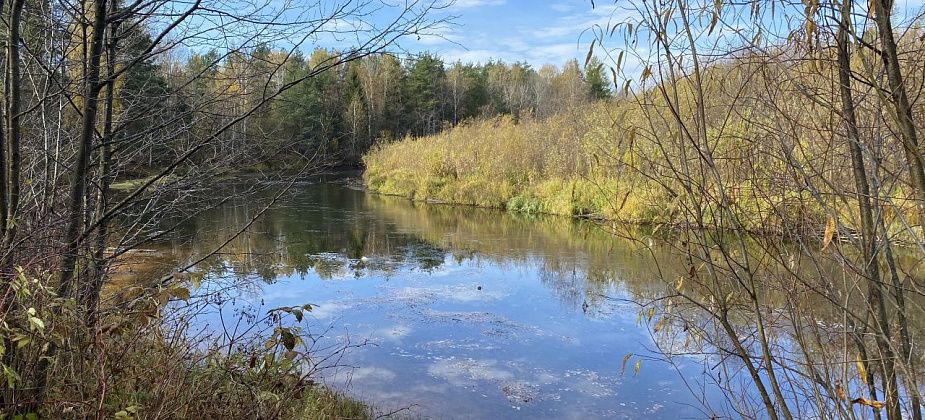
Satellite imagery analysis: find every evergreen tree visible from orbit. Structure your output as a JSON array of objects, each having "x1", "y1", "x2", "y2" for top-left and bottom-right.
[
  {"x1": 403, "y1": 53, "x2": 446, "y2": 135},
  {"x1": 342, "y1": 61, "x2": 368, "y2": 159},
  {"x1": 584, "y1": 57, "x2": 610, "y2": 100}
]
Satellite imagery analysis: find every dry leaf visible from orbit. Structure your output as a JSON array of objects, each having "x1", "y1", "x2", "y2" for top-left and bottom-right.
[
  {"x1": 621, "y1": 353, "x2": 633, "y2": 375},
  {"x1": 653, "y1": 318, "x2": 665, "y2": 333},
  {"x1": 822, "y1": 217, "x2": 836, "y2": 250},
  {"x1": 585, "y1": 40, "x2": 595, "y2": 68},
  {"x1": 835, "y1": 380, "x2": 845, "y2": 401},
  {"x1": 851, "y1": 397, "x2": 886, "y2": 410},
  {"x1": 856, "y1": 354, "x2": 868, "y2": 384}
]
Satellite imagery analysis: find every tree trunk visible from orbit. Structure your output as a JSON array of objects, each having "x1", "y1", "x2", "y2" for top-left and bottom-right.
[
  {"x1": 57, "y1": 0, "x2": 108, "y2": 301},
  {"x1": 84, "y1": 0, "x2": 120, "y2": 325},
  {"x1": 836, "y1": 3, "x2": 902, "y2": 419},
  {"x1": 4, "y1": 0, "x2": 25, "y2": 252},
  {"x1": 31, "y1": 0, "x2": 108, "y2": 410},
  {"x1": 871, "y1": 0, "x2": 925, "y2": 221}
]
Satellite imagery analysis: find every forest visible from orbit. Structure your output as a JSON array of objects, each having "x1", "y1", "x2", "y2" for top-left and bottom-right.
[
  {"x1": 116, "y1": 47, "x2": 611, "y2": 171},
  {"x1": 0, "y1": 0, "x2": 924, "y2": 419}
]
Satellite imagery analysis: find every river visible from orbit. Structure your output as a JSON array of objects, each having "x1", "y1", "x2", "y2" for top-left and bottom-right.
[{"x1": 116, "y1": 173, "x2": 764, "y2": 418}]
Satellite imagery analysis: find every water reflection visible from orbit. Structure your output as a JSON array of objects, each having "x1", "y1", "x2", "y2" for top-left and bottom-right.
[
  {"x1": 125, "y1": 177, "x2": 674, "y2": 311},
  {"x1": 119, "y1": 175, "x2": 726, "y2": 418}
]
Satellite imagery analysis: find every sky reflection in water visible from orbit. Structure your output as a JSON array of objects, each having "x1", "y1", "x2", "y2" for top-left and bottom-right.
[{"x1": 150, "y1": 176, "x2": 723, "y2": 419}]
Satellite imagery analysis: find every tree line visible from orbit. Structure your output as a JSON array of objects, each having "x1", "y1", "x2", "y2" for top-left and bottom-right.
[{"x1": 145, "y1": 48, "x2": 612, "y2": 167}]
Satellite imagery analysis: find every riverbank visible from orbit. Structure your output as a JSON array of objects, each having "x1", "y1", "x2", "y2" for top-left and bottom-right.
[
  {"x1": 7, "y1": 194, "x2": 377, "y2": 418},
  {"x1": 363, "y1": 109, "x2": 662, "y2": 222},
  {"x1": 7, "y1": 265, "x2": 377, "y2": 418},
  {"x1": 363, "y1": 104, "x2": 919, "y2": 239}
]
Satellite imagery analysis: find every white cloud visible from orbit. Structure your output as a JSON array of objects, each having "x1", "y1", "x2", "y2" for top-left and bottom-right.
[
  {"x1": 415, "y1": 24, "x2": 463, "y2": 46},
  {"x1": 421, "y1": 1, "x2": 635, "y2": 68},
  {"x1": 527, "y1": 43, "x2": 581, "y2": 61},
  {"x1": 327, "y1": 366, "x2": 397, "y2": 385},
  {"x1": 550, "y1": 3, "x2": 573, "y2": 13},
  {"x1": 428, "y1": 358, "x2": 514, "y2": 385},
  {"x1": 528, "y1": 4, "x2": 630, "y2": 39},
  {"x1": 371, "y1": 324, "x2": 413, "y2": 343},
  {"x1": 441, "y1": 48, "x2": 506, "y2": 64},
  {"x1": 450, "y1": 0, "x2": 506, "y2": 8},
  {"x1": 308, "y1": 301, "x2": 353, "y2": 319},
  {"x1": 440, "y1": 42, "x2": 592, "y2": 67}
]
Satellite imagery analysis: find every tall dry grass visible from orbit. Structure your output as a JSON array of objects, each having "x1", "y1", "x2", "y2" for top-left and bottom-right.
[
  {"x1": 364, "y1": 64, "x2": 922, "y2": 238},
  {"x1": 364, "y1": 103, "x2": 669, "y2": 222}
]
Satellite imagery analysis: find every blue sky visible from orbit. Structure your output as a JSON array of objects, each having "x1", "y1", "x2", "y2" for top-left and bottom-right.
[
  {"x1": 406, "y1": 0, "x2": 613, "y2": 67},
  {"x1": 398, "y1": 0, "x2": 925, "y2": 70},
  {"x1": 173, "y1": 0, "x2": 612, "y2": 68},
  {"x1": 173, "y1": 0, "x2": 925, "y2": 74}
]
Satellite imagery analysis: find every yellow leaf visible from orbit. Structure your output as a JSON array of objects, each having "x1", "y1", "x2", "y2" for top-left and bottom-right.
[
  {"x1": 633, "y1": 359, "x2": 641, "y2": 376},
  {"x1": 621, "y1": 353, "x2": 633, "y2": 375},
  {"x1": 822, "y1": 217, "x2": 836, "y2": 250},
  {"x1": 856, "y1": 354, "x2": 868, "y2": 384}
]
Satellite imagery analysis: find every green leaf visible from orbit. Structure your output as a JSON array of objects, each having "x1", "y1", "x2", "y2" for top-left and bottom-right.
[
  {"x1": 3, "y1": 364, "x2": 20, "y2": 389},
  {"x1": 28, "y1": 316, "x2": 44, "y2": 332},
  {"x1": 14, "y1": 335, "x2": 30, "y2": 349}
]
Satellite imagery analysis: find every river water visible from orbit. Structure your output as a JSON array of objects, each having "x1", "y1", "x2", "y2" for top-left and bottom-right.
[{"x1": 128, "y1": 173, "x2": 736, "y2": 419}]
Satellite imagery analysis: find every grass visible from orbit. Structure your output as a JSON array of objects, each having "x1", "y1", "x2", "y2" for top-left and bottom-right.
[
  {"x1": 363, "y1": 108, "x2": 671, "y2": 223},
  {"x1": 296, "y1": 388, "x2": 372, "y2": 419},
  {"x1": 363, "y1": 101, "x2": 920, "y2": 238},
  {"x1": 1, "y1": 267, "x2": 378, "y2": 419},
  {"x1": 110, "y1": 174, "x2": 179, "y2": 191}
]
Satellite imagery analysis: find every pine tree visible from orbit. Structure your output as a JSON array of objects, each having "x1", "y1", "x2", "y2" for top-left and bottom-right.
[{"x1": 584, "y1": 57, "x2": 610, "y2": 100}]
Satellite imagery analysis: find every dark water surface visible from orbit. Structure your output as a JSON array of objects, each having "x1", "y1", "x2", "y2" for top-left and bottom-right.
[{"x1": 138, "y1": 174, "x2": 727, "y2": 419}]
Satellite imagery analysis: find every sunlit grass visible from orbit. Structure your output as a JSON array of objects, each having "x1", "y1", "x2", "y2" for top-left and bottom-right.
[
  {"x1": 363, "y1": 101, "x2": 920, "y2": 239},
  {"x1": 110, "y1": 174, "x2": 179, "y2": 191}
]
